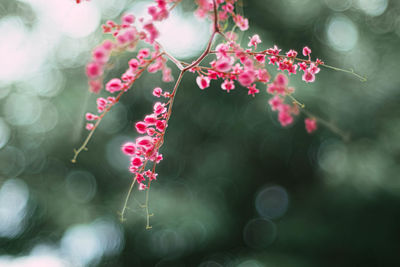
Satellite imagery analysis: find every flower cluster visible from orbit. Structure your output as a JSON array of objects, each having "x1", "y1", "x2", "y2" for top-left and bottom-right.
[
  {"x1": 74, "y1": 0, "x2": 328, "y2": 224},
  {"x1": 85, "y1": 1, "x2": 173, "y2": 94},
  {"x1": 190, "y1": 32, "x2": 321, "y2": 130},
  {"x1": 122, "y1": 95, "x2": 169, "y2": 190},
  {"x1": 80, "y1": 0, "x2": 322, "y2": 189}
]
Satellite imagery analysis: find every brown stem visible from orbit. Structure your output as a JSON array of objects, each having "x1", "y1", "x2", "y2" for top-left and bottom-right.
[
  {"x1": 183, "y1": 32, "x2": 217, "y2": 71},
  {"x1": 301, "y1": 109, "x2": 350, "y2": 141},
  {"x1": 156, "y1": 41, "x2": 184, "y2": 70},
  {"x1": 119, "y1": 176, "x2": 137, "y2": 222},
  {"x1": 213, "y1": 0, "x2": 220, "y2": 33}
]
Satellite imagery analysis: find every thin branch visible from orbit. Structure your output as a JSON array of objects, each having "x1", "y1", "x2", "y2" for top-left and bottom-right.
[
  {"x1": 119, "y1": 176, "x2": 137, "y2": 222},
  {"x1": 213, "y1": 0, "x2": 220, "y2": 33},
  {"x1": 71, "y1": 89, "x2": 124, "y2": 163},
  {"x1": 72, "y1": 53, "x2": 164, "y2": 163},
  {"x1": 144, "y1": 179, "x2": 153, "y2": 229},
  {"x1": 168, "y1": 0, "x2": 182, "y2": 12},
  {"x1": 183, "y1": 32, "x2": 217, "y2": 71},
  {"x1": 301, "y1": 109, "x2": 350, "y2": 141},
  {"x1": 156, "y1": 41, "x2": 184, "y2": 70}
]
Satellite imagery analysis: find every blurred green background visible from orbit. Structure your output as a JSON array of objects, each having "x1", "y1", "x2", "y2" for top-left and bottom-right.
[{"x1": 1, "y1": 0, "x2": 400, "y2": 266}]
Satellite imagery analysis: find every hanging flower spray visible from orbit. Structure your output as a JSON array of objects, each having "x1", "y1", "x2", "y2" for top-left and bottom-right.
[{"x1": 73, "y1": 0, "x2": 365, "y2": 229}]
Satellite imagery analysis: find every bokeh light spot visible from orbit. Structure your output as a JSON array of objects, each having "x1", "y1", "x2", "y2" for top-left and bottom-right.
[
  {"x1": 4, "y1": 93, "x2": 42, "y2": 126},
  {"x1": 255, "y1": 185, "x2": 289, "y2": 219},
  {"x1": 243, "y1": 218, "x2": 277, "y2": 249},
  {"x1": 0, "y1": 118, "x2": 11, "y2": 149},
  {"x1": 324, "y1": 0, "x2": 352, "y2": 12},
  {"x1": 66, "y1": 170, "x2": 97, "y2": 203},
  {"x1": 127, "y1": 3, "x2": 210, "y2": 58},
  {"x1": 49, "y1": 0, "x2": 101, "y2": 38},
  {"x1": 0, "y1": 179, "x2": 30, "y2": 238},
  {"x1": 60, "y1": 219, "x2": 123, "y2": 266},
  {"x1": 357, "y1": 0, "x2": 388, "y2": 17},
  {"x1": 0, "y1": 146, "x2": 26, "y2": 177},
  {"x1": 326, "y1": 15, "x2": 358, "y2": 52}
]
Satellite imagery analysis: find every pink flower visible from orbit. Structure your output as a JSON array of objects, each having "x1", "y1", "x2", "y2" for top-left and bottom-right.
[
  {"x1": 85, "y1": 113, "x2": 98, "y2": 121},
  {"x1": 97, "y1": 97, "x2": 107, "y2": 106},
  {"x1": 138, "y1": 48, "x2": 150, "y2": 59},
  {"x1": 106, "y1": 78, "x2": 123, "y2": 93},
  {"x1": 248, "y1": 34, "x2": 261, "y2": 49},
  {"x1": 308, "y1": 63, "x2": 320, "y2": 74},
  {"x1": 268, "y1": 56, "x2": 279, "y2": 65},
  {"x1": 92, "y1": 46, "x2": 109, "y2": 63},
  {"x1": 143, "y1": 23, "x2": 159, "y2": 43},
  {"x1": 221, "y1": 79, "x2": 235, "y2": 92},
  {"x1": 136, "y1": 173, "x2": 145, "y2": 183},
  {"x1": 275, "y1": 73, "x2": 288, "y2": 87},
  {"x1": 215, "y1": 43, "x2": 229, "y2": 58},
  {"x1": 268, "y1": 95, "x2": 283, "y2": 111},
  {"x1": 116, "y1": 34, "x2": 128, "y2": 45},
  {"x1": 196, "y1": 75, "x2": 210, "y2": 90},
  {"x1": 122, "y1": 14, "x2": 135, "y2": 24},
  {"x1": 107, "y1": 97, "x2": 116, "y2": 103},
  {"x1": 131, "y1": 156, "x2": 143, "y2": 167},
  {"x1": 148, "y1": 6, "x2": 158, "y2": 19},
  {"x1": 255, "y1": 54, "x2": 265, "y2": 63},
  {"x1": 247, "y1": 84, "x2": 259, "y2": 97},
  {"x1": 122, "y1": 142, "x2": 136, "y2": 156},
  {"x1": 156, "y1": 0, "x2": 167, "y2": 9},
  {"x1": 123, "y1": 29, "x2": 136, "y2": 42},
  {"x1": 222, "y1": 3, "x2": 234, "y2": 13},
  {"x1": 147, "y1": 128, "x2": 156, "y2": 136},
  {"x1": 153, "y1": 87, "x2": 162, "y2": 97},
  {"x1": 149, "y1": 171, "x2": 158, "y2": 180},
  {"x1": 144, "y1": 115, "x2": 157, "y2": 125},
  {"x1": 96, "y1": 97, "x2": 107, "y2": 112},
  {"x1": 302, "y1": 46, "x2": 311, "y2": 57},
  {"x1": 232, "y1": 63, "x2": 243, "y2": 74},
  {"x1": 138, "y1": 183, "x2": 147, "y2": 190},
  {"x1": 155, "y1": 153, "x2": 163, "y2": 163},
  {"x1": 136, "y1": 136, "x2": 153, "y2": 148},
  {"x1": 86, "y1": 62, "x2": 102, "y2": 78},
  {"x1": 214, "y1": 57, "x2": 232, "y2": 72},
  {"x1": 154, "y1": 102, "x2": 167, "y2": 115},
  {"x1": 86, "y1": 123, "x2": 94, "y2": 131},
  {"x1": 302, "y1": 71, "x2": 315, "y2": 83},
  {"x1": 121, "y1": 69, "x2": 134, "y2": 82},
  {"x1": 278, "y1": 111, "x2": 293, "y2": 126},
  {"x1": 162, "y1": 68, "x2": 173, "y2": 82},
  {"x1": 266, "y1": 45, "x2": 281, "y2": 56},
  {"x1": 129, "y1": 59, "x2": 139, "y2": 70},
  {"x1": 286, "y1": 49, "x2": 298, "y2": 58},
  {"x1": 257, "y1": 69, "x2": 270, "y2": 83},
  {"x1": 238, "y1": 70, "x2": 255, "y2": 87},
  {"x1": 234, "y1": 15, "x2": 249, "y2": 31},
  {"x1": 156, "y1": 120, "x2": 166, "y2": 131},
  {"x1": 305, "y1": 118, "x2": 317, "y2": 133},
  {"x1": 135, "y1": 121, "x2": 147, "y2": 134},
  {"x1": 298, "y1": 62, "x2": 308, "y2": 71},
  {"x1": 89, "y1": 80, "x2": 102, "y2": 94}
]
